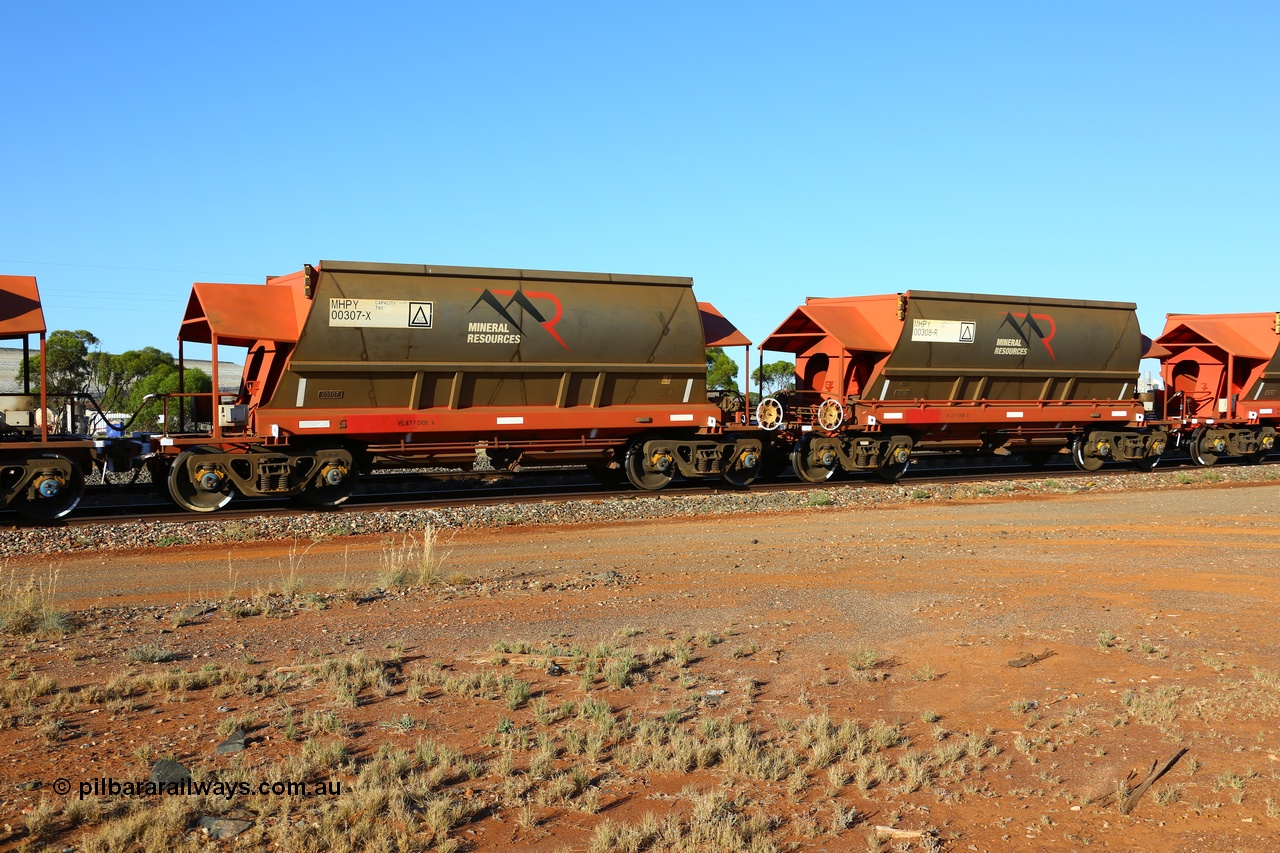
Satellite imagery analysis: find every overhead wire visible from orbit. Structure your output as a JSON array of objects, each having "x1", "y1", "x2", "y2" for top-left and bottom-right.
[{"x1": 0, "y1": 258, "x2": 265, "y2": 278}]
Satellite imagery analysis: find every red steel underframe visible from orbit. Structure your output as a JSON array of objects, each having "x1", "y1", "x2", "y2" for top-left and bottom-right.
[
  {"x1": 848, "y1": 399, "x2": 1147, "y2": 430},
  {"x1": 155, "y1": 403, "x2": 726, "y2": 453},
  {"x1": 799, "y1": 400, "x2": 1275, "y2": 438}
]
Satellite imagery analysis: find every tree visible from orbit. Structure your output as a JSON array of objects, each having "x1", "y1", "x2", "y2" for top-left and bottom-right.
[
  {"x1": 705, "y1": 347, "x2": 740, "y2": 391},
  {"x1": 124, "y1": 366, "x2": 212, "y2": 432},
  {"x1": 96, "y1": 347, "x2": 176, "y2": 412},
  {"x1": 15, "y1": 329, "x2": 101, "y2": 396},
  {"x1": 752, "y1": 360, "x2": 796, "y2": 396}
]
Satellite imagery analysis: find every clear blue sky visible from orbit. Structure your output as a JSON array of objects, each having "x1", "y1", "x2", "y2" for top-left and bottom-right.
[{"x1": 2, "y1": 2, "x2": 1276, "y2": 387}]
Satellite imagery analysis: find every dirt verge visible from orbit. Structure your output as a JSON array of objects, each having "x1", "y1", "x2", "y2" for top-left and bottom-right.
[{"x1": 1, "y1": 479, "x2": 1278, "y2": 851}]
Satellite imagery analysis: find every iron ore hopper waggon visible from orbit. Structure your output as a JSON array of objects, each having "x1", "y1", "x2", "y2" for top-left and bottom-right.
[
  {"x1": 0, "y1": 276, "x2": 145, "y2": 520},
  {"x1": 756, "y1": 291, "x2": 1166, "y2": 482},
  {"x1": 0, "y1": 275, "x2": 86, "y2": 520},
  {"x1": 1148, "y1": 312, "x2": 1280, "y2": 464},
  {"x1": 151, "y1": 261, "x2": 765, "y2": 511}
]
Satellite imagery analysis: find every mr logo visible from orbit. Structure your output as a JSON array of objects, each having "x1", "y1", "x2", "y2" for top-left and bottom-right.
[
  {"x1": 996, "y1": 313, "x2": 1057, "y2": 360},
  {"x1": 468, "y1": 289, "x2": 569, "y2": 350}
]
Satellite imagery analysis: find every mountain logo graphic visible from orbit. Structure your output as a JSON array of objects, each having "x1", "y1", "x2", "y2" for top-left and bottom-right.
[
  {"x1": 468, "y1": 289, "x2": 569, "y2": 350},
  {"x1": 998, "y1": 312, "x2": 1057, "y2": 360}
]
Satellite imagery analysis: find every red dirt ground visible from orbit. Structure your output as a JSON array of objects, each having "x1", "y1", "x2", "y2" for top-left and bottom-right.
[{"x1": 2, "y1": 480, "x2": 1279, "y2": 852}]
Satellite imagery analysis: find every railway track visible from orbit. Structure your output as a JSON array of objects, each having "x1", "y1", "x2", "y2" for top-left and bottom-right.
[{"x1": 5, "y1": 449, "x2": 1270, "y2": 529}]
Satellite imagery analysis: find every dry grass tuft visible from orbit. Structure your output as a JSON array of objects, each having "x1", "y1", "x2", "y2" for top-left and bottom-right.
[
  {"x1": 0, "y1": 568, "x2": 71, "y2": 635},
  {"x1": 379, "y1": 524, "x2": 455, "y2": 588}
]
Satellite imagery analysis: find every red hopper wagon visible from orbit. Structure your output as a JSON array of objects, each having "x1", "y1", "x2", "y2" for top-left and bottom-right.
[
  {"x1": 1150, "y1": 312, "x2": 1279, "y2": 464},
  {"x1": 151, "y1": 261, "x2": 763, "y2": 511},
  {"x1": 758, "y1": 290, "x2": 1167, "y2": 481},
  {"x1": 0, "y1": 275, "x2": 91, "y2": 520}
]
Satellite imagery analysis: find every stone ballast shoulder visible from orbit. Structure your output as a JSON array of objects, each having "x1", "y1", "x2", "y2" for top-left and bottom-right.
[{"x1": 2, "y1": 466, "x2": 1276, "y2": 556}]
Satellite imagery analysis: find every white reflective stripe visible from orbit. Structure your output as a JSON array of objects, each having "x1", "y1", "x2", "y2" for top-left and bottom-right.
[
  {"x1": 882, "y1": 412, "x2": 904, "y2": 420},
  {"x1": 1261, "y1": 408, "x2": 1275, "y2": 415},
  {"x1": 669, "y1": 414, "x2": 694, "y2": 422},
  {"x1": 296, "y1": 377, "x2": 307, "y2": 407},
  {"x1": 93, "y1": 440, "x2": 106, "y2": 448},
  {"x1": 299, "y1": 419, "x2": 330, "y2": 429},
  {"x1": 801, "y1": 425, "x2": 813, "y2": 432},
  {"x1": 496, "y1": 416, "x2": 524, "y2": 425},
  {"x1": 1119, "y1": 382, "x2": 1129, "y2": 399},
  {"x1": 160, "y1": 437, "x2": 175, "y2": 446},
  {"x1": 1006, "y1": 411, "x2": 1024, "y2": 418},
  {"x1": 1255, "y1": 382, "x2": 1266, "y2": 400},
  {"x1": 1110, "y1": 410, "x2": 1128, "y2": 418},
  {"x1": 880, "y1": 380, "x2": 890, "y2": 400},
  {"x1": 683, "y1": 378, "x2": 693, "y2": 403}
]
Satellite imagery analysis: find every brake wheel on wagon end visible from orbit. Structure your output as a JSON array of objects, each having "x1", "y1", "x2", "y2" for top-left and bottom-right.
[{"x1": 756, "y1": 397, "x2": 784, "y2": 431}]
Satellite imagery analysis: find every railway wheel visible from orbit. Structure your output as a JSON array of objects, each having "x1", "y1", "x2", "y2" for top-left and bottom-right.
[
  {"x1": 1244, "y1": 431, "x2": 1275, "y2": 465},
  {"x1": 876, "y1": 444, "x2": 913, "y2": 483},
  {"x1": 720, "y1": 447, "x2": 761, "y2": 489},
  {"x1": 12, "y1": 454, "x2": 85, "y2": 522},
  {"x1": 624, "y1": 439, "x2": 674, "y2": 491},
  {"x1": 299, "y1": 444, "x2": 359, "y2": 507},
  {"x1": 1070, "y1": 435, "x2": 1106, "y2": 472},
  {"x1": 1187, "y1": 427, "x2": 1219, "y2": 467},
  {"x1": 791, "y1": 435, "x2": 836, "y2": 483},
  {"x1": 1132, "y1": 455, "x2": 1161, "y2": 472},
  {"x1": 168, "y1": 448, "x2": 234, "y2": 512},
  {"x1": 1132, "y1": 435, "x2": 1167, "y2": 472}
]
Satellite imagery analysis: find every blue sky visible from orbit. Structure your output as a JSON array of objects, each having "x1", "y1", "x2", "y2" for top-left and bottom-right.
[{"x1": 2, "y1": 2, "x2": 1276, "y2": 387}]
